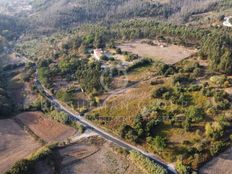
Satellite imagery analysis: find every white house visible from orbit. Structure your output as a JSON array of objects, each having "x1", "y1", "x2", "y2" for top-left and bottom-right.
[{"x1": 93, "y1": 49, "x2": 103, "y2": 60}]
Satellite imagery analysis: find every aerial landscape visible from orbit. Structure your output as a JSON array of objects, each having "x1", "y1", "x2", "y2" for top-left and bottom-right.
[{"x1": 0, "y1": 0, "x2": 232, "y2": 174}]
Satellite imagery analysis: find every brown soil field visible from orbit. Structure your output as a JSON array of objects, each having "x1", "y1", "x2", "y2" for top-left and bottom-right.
[
  {"x1": 16, "y1": 112, "x2": 77, "y2": 143},
  {"x1": 118, "y1": 40, "x2": 197, "y2": 64},
  {"x1": 199, "y1": 147, "x2": 232, "y2": 174},
  {"x1": 60, "y1": 136, "x2": 143, "y2": 174},
  {"x1": 0, "y1": 119, "x2": 41, "y2": 173}
]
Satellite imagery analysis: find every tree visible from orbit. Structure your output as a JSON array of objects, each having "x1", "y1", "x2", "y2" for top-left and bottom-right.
[
  {"x1": 176, "y1": 160, "x2": 191, "y2": 174},
  {"x1": 205, "y1": 122, "x2": 224, "y2": 139},
  {"x1": 151, "y1": 136, "x2": 167, "y2": 151},
  {"x1": 120, "y1": 124, "x2": 139, "y2": 142},
  {"x1": 186, "y1": 106, "x2": 204, "y2": 122},
  {"x1": 48, "y1": 110, "x2": 69, "y2": 124},
  {"x1": 205, "y1": 123, "x2": 214, "y2": 138}
]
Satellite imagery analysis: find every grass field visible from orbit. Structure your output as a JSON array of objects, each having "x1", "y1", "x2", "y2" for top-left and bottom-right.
[{"x1": 91, "y1": 81, "x2": 154, "y2": 132}]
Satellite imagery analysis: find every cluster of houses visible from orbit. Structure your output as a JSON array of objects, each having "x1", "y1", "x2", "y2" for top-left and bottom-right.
[{"x1": 92, "y1": 48, "x2": 131, "y2": 70}]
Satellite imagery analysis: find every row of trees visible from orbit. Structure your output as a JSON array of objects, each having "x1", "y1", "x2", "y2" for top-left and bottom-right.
[{"x1": 0, "y1": 72, "x2": 13, "y2": 117}]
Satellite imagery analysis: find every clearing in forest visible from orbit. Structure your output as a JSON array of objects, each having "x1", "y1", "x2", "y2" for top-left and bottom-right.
[{"x1": 118, "y1": 40, "x2": 197, "y2": 64}]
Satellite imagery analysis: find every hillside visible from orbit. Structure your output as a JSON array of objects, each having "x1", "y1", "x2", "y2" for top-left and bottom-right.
[
  {"x1": 1, "y1": 0, "x2": 232, "y2": 174},
  {"x1": 0, "y1": 0, "x2": 231, "y2": 35},
  {"x1": 13, "y1": 0, "x2": 231, "y2": 34}
]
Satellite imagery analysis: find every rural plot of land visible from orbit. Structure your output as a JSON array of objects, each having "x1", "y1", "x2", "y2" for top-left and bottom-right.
[
  {"x1": 118, "y1": 40, "x2": 197, "y2": 64},
  {"x1": 0, "y1": 119, "x2": 41, "y2": 173},
  {"x1": 60, "y1": 137, "x2": 143, "y2": 174},
  {"x1": 16, "y1": 112, "x2": 77, "y2": 142}
]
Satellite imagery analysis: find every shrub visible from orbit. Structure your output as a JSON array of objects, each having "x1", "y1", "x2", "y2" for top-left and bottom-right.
[
  {"x1": 48, "y1": 110, "x2": 69, "y2": 124},
  {"x1": 191, "y1": 67, "x2": 203, "y2": 78},
  {"x1": 186, "y1": 106, "x2": 204, "y2": 122},
  {"x1": 201, "y1": 87, "x2": 214, "y2": 97},
  {"x1": 116, "y1": 47, "x2": 122, "y2": 54},
  {"x1": 148, "y1": 136, "x2": 167, "y2": 151},
  {"x1": 152, "y1": 87, "x2": 173, "y2": 99},
  {"x1": 210, "y1": 75, "x2": 227, "y2": 86},
  {"x1": 127, "y1": 58, "x2": 152, "y2": 72},
  {"x1": 5, "y1": 160, "x2": 33, "y2": 174},
  {"x1": 205, "y1": 122, "x2": 224, "y2": 139},
  {"x1": 176, "y1": 160, "x2": 191, "y2": 174},
  {"x1": 188, "y1": 84, "x2": 202, "y2": 92},
  {"x1": 125, "y1": 53, "x2": 139, "y2": 61},
  {"x1": 129, "y1": 151, "x2": 167, "y2": 174},
  {"x1": 150, "y1": 79, "x2": 164, "y2": 85},
  {"x1": 158, "y1": 64, "x2": 177, "y2": 76},
  {"x1": 213, "y1": 90, "x2": 228, "y2": 102},
  {"x1": 210, "y1": 141, "x2": 226, "y2": 156},
  {"x1": 6, "y1": 144, "x2": 57, "y2": 174},
  {"x1": 175, "y1": 94, "x2": 193, "y2": 107},
  {"x1": 55, "y1": 89, "x2": 74, "y2": 104},
  {"x1": 215, "y1": 99, "x2": 230, "y2": 110},
  {"x1": 173, "y1": 74, "x2": 193, "y2": 85},
  {"x1": 120, "y1": 125, "x2": 139, "y2": 143}
]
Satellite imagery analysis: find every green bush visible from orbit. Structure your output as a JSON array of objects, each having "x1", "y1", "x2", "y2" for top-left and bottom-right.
[
  {"x1": 186, "y1": 106, "x2": 204, "y2": 122},
  {"x1": 129, "y1": 151, "x2": 167, "y2": 174},
  {"x1": 48, "y1": 110, "x2": 69, "y2": 124},
  {"x1": 148, "y1": 136, "x2": 167, "y2": 151},
  {"x1": 173, "y1": 74, "x2": 193, "y2": 85},
  {"x1": 188, "y1": 84, "x2": 202, "y2": 92},
  {"x1": 5, "y1": 160, "x2": 33, "y2": 174},
  {"x1": 127, "y1": 58, "x2": 152, "y2": 72},
  {"x1": 176, "y1": 160, "x2": 191, "y2": 174},
  {"x1": 6, "y1": 144, "x2": 57, "y2": 174},
  {"x1": 120, "y1": 125, "x2": 139, "y2": 143},
  {"x1": 158, "y1": 64, "x2": 177, "y2": 76},
  {"x1": 175, "y1": 94, "x2": 193, "y2": 107},
  {"x1": 152, "y1": 87, "x2": 173, "y2": 99},
  {"x1": 55, "y1": 89, "x2": 74, "y2": 104},
  {"x1": 210, "y1": 141, "x2": 226, "y2": 156}
]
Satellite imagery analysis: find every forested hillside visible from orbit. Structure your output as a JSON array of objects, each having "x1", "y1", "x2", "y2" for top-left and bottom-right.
[
  {"x1": 24, "y1": 0, "x2": 230, "y2": 33},
  {"x1": 0, "y1": 15, "x2": 24, "y2": 40}
]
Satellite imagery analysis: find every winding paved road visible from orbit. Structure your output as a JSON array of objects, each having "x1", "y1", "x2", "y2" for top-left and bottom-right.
[{"x1": 32, "y1": 62, "x2": 177, "y2": 173}]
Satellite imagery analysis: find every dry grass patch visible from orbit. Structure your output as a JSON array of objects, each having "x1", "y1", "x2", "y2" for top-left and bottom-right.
[
  {"x1": 91, "y1": 81, "x2": 153, "y2": 130},
  {"x1": 60, "y1": 136, "x2": 143, "y2": 174},
  {"x1": 118, "y1": 40, "x2": 197, "y2": 64}
]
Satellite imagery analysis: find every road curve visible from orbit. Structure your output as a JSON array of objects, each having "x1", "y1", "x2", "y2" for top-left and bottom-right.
[{"x1": 33, "y1": 64, "x2": 177, "y2": 174}]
